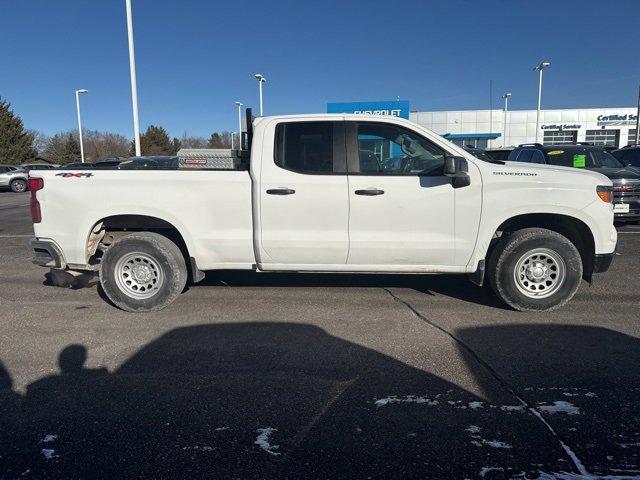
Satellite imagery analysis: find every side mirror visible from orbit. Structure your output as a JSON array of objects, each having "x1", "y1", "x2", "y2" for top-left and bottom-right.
[
  {"x1": 444, "y1": 155, "x2": 457, "y2": 176},
  {"x1": 444, "y1": 155, "x2": 470, "y2": 188}
]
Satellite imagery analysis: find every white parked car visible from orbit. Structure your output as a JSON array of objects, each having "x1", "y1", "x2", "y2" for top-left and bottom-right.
[
  {"x1": 0, "y1": 164, "x2": 28, "y2": 192},
  {"x1": 28, "y1": 114, "x2": 617, "y2": 312}
]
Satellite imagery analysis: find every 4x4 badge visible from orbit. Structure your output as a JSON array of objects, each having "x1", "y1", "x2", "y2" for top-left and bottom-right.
[{"x1": 55, "y1": 172, "x2": 94, "y2": 178}]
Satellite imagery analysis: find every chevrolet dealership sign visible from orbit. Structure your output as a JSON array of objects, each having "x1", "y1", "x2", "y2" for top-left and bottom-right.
[{"x1": 327, "y1": 100, "x2": 410, "y2": 119}]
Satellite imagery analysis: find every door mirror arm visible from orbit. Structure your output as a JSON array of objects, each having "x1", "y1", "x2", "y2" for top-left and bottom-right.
[{"x1": 444, "y1": 155, "x2": 470, "y2": 188}]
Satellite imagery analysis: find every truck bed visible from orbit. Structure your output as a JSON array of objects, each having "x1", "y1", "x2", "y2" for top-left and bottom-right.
[{"x1": 31, "y1": 169, "x2": 255, "y2": 270}]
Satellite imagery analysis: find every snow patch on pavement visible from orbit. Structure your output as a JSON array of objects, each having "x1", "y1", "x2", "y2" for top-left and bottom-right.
[
  {"x1": 41, "y1": 448, "x2": 58, "y2": 460},
  {"x1": 536, "y1": 471, "x2": 640, "y2": 479},
  {"x1": 40, "y1": 434, "x2": 60, "y2": 460},
  {"x1": 374, "y1": 395, "x2": 439, "y2": 407},
  {"x1": 466, "y1": 425, "x2": 512, "y2": 449},
  {"x1": 479, "y1": 466, "x2": 504, "y2": 477},
  {"x1": 537, "y1": 401, "x2": 581, "y2": 415},
  {"x1": 254, "y1": 428, "x2": 281, "y2": 456}
]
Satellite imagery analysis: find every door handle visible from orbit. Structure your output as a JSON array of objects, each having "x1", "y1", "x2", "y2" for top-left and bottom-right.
[
  {"x1": 266, "y1": 188, "x2": 295, "y2": 195},
  {"x1": 354, "y1": 189, "x2": 384, "y2": 196}
]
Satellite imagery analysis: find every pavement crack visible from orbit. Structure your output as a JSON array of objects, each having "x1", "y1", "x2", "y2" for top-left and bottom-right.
[
  {"x1": 287, "y1": 377, "x2": 358, "y2": 456},
  {"x1": 382, "y1": 287, "x2": 589, "y2": 477}
]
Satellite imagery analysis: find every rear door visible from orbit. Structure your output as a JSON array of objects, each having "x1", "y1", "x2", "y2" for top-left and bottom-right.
[{"x1": 257, "y1": 120, "x2": 350, "y2": 268}]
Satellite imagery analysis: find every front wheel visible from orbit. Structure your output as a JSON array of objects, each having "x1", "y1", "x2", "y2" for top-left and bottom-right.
[
  {"x1": 487, "y1": 228, "x2": 583, "y2": 311},
  {"x1": 99, "y1": 232, "x2": 187, "y2": 312},
  {"x1": 10, "y1": 179, "x2": 27, "y2": 193}
]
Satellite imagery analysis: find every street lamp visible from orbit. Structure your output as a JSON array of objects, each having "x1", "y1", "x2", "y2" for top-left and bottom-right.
[
  {"x1": 254, "y1": 74, "x2": 266, "y2": 116},
  {"x1": 502, "y1": 92, "x2": 512, "y2": 147},
  {"x1": 125, "y1": 0, "x2": 141, "y2": 156},
  {"x1": 235, "y1": 101, "x2": 243, "y2": 150},
  {"x1": 75, "y1": 89, "x2": 89, "y2": 163},
  {"x1": 534, "y1": 61, "x2": 550, "y2": 143}
]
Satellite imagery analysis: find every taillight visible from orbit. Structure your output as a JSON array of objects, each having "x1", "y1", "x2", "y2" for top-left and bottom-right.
[
  {"x1": 29, "y1": 177, "x2": 44, "y2": 223},
  {"x1": 596, "y1": 185, "x2": 612, "y2": 203}
]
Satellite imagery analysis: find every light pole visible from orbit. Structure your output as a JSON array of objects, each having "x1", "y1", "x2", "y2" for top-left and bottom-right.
[
  {"x1": 235, "y1": 101, "x2": 243, "y2": 149},
  {"x1": 635, "y1": 84, "x2": 640, "y2": 145},
  {"x1": 534, "y1": 61, "x2": 550, "y2": 143},
  {"x1": 125, "y1": 0, "x2": 141, "y2": 156},
  {"x1": 254, "y1": 74, "x2": 266, "y2": 116},
  {"x1": 502, "y1": 92, "x2": 512, "y2": 147},
  {"x1": 75, "y1": 89, "x2": 88, "y2": 163}
]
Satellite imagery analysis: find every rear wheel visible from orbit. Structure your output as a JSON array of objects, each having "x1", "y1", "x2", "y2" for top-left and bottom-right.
[
  {"x1": 487, "y1": 228, "x2": 582, "y2": 311},
  {"x1": 99, "y1": 232, "x2": 187, "y2": 312},
  {"x1": 10, "y1": 179, "x2": 27, "y2": 193}
]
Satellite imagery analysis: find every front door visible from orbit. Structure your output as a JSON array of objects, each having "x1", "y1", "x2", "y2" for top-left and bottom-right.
[
  {"x1": 345, "y1": 121, "x2": 457, "y2": 268},
  {"x1": 258, "y1": 120, "x2": 349, "y2": 268}
]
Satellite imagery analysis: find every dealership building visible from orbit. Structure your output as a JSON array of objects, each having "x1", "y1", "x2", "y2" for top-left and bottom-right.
[{"x1": 327, "y1": 101, "x2": 638, "y2": 149}]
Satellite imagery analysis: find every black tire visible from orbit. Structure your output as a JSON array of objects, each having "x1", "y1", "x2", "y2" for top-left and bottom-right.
[
  {"x1": 10, "y1": 179, "x2": 27, "y2": 193},
  {"x1": 99, "y1": 232, "x2": 187, "y2": 312},
  {"x1": 487, "y1": 228, "x2": 582, "y2": 311}
]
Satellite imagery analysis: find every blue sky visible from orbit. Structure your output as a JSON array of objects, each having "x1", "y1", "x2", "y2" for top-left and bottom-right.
[{"x1": 2, "y1": 0, "x2": 639, "y2": 138}]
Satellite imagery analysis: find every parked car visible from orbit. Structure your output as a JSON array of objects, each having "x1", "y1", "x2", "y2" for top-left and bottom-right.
[
  {"x1": 20, "y1": 163, "x2": 59, "y2": 171},
  {"x1": 28, "y1": 114, "x2": 615, "y2": 313},
  {"x1": 508, "y1": 144, "x2": 640, "y2": 222},
  {"x1": 117, "y1": 156, "x2": 179, "y2": 169},
  {"x1": 461, "y1": 146, "x2": 500, "y2": 163},
  {"x1": 0, "y1": 165, "x2": 29, "y2": 192},
  {"x1": 58, "y1": 159, "x2": 122, "y2": 169},
  {"x1": 485, "y1": 147, "x2": 514, "y2": 161},
  {"x1": 612, "y1": 145, "x2": 640, "y2": 169}
]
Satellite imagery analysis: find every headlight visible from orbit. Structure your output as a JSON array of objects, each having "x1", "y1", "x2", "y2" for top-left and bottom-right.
[{"x1": 596, "y1": 185, "x2": 613, "y2": 203}]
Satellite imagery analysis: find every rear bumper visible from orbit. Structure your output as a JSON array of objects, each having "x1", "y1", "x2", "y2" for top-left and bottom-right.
[
  {"x1": 30, "y1": 238, "x2": 66, "y2": 269},
  {"x1": 593, "y1": 252, "x2": 615, "y2": 274}
]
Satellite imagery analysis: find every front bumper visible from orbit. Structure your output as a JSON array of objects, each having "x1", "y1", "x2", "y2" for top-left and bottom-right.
[
  {"x1": 593, "y1": 252, "x2": 615, "y2": 274},
  {"x1": 30, "y1": 238, "x2": 66, "y2": 269},
  {"x1": 613, "y1": 190, "x2": 640, "y2": 220}
]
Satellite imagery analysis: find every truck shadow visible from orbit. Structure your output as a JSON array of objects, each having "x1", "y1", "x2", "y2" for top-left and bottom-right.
[
  {"x1": 197, "y1": 270, "x2": 507, "y2": 309},
  {"x1": 2, "y1": 323, "x2": 639, "y2": 478}
]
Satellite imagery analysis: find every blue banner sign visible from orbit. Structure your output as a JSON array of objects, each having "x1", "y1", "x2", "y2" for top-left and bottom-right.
[{"x1": 327, "y1": 101, "x2": 410, "y2": 119}]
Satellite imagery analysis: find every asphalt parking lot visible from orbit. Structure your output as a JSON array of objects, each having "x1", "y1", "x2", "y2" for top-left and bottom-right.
[{"x1": 1, "y1": 190, "x2": 639, "y2": 479}]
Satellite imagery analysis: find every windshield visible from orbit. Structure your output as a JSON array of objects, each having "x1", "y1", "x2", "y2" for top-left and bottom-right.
[{"x1": 545, "y1": 148, "x2": 624, "y2": 169}]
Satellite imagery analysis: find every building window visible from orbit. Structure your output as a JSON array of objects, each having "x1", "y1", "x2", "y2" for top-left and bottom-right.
[
  {"x1": 543, "y1": 130, "x2": 577, "y2": 146},
  {"x1": 451, "y1": 138, "x2": 488, "y2": 149},
  {"x1": 585, "y1": 129, "x2": 619, "y2": 147},
  {"x1": 629, "y1": 129, "x2": 638, "y2": 146}
]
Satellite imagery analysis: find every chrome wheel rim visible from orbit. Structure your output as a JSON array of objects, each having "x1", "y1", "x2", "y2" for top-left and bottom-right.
[
  {"x1": 13, "y1": 180, "x2": 26, "y2": 192},
  {"x1": 513, "y1": 248, "x2": 566, "y2": 299},
  {"x1": 114, "y1": 252, "x2": 163, "y2": 299}
]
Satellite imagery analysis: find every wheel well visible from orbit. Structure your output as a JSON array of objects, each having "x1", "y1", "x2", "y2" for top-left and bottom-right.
[
  {"x1": 491, "y1": 213, "x2": 595, "y2": 281},
  {"x1": 87, "y1": 214, "x2": 191, "y2": 272}
]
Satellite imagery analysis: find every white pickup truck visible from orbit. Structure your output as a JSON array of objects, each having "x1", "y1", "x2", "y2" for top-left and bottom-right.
[{"x1": 28, "y1": 113, "x2": 617, "y2": 312}]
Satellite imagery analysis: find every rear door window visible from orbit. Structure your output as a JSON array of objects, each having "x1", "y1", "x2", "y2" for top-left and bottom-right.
[{"x1": 275, "y1": 121, "x2": 345, "y2": 174}]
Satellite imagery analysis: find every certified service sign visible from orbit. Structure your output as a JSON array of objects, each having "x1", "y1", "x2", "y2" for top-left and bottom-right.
[{"x1": 327, "y1": 100, "x2": 410, "y2": 119}]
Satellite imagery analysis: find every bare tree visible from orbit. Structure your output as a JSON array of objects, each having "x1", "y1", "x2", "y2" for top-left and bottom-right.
[
  {"x1": 83, "y1": 130, "x2": 130, "y2": 162},
  {"x1": 179, "y1": 132, "x2": 208, "y2": 149},
  {"x1": 31, "y1": 131, "x2": 49, "y2": 157}
]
